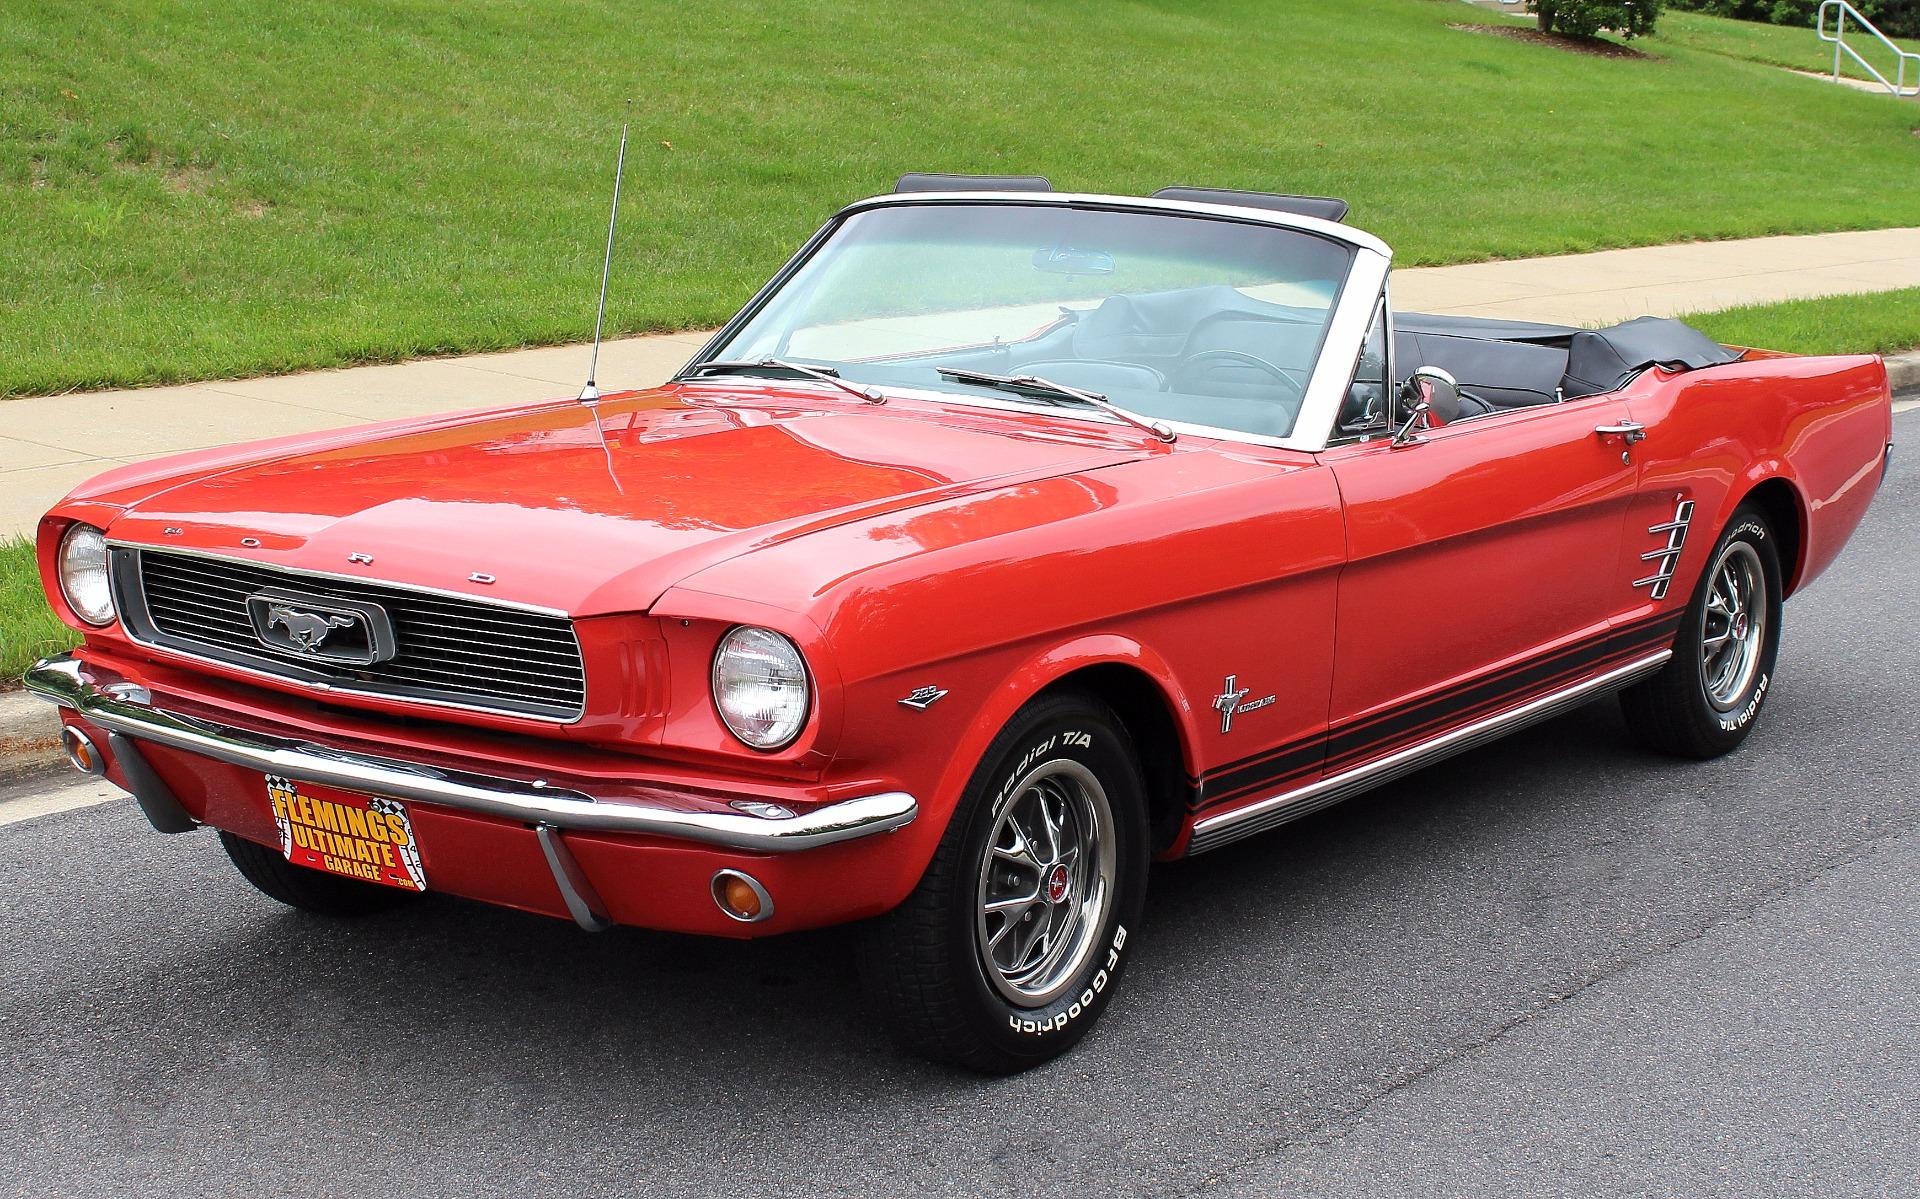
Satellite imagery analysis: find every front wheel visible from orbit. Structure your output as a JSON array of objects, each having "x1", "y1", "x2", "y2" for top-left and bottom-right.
[
  {"x1": 859, "y1": 690, "x2": 1150, "y2": 1073},
  {"x1": 220, "y1": 831, "x2": 421, "y2": 917},
  {"x1": 1620, "y1": 506, "x2": 1783, "y2": 758}
]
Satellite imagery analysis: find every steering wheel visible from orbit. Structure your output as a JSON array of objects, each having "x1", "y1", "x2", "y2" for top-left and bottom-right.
[{"x1": 1168, "y1": 349, "x2": 1309, "y2": 401}]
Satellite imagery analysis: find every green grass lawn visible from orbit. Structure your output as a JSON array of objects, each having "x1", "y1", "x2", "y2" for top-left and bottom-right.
[
  {"x1": 1686, "y1": 287, "x2": 1920, "y2": 355},
  {"x1": 5, "y1": 0, "x2": 1920, "y2": 400},
  {"x1": 0, "y1": 536, "x2": 74, "y2": 686},
  {"x1": 1651, "y1": 7, "x2": 1920, "y2": 85}
]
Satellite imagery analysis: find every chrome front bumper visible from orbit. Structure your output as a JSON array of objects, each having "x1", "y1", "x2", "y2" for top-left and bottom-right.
[{"x1": 24, "y1": 654, "x2": 917, "y2": 854}]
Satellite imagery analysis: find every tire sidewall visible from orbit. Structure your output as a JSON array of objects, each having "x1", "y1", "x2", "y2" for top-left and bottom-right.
[
  {"x1": 1684, "y1": 511, "x2": 1783, "y2": 748},
  {"x1": 945, "y1": 697, "x2": 1149, "y2": 1065}
]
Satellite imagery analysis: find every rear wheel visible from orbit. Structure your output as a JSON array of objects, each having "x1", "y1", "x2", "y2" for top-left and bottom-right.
[
  {"x1": 859, "y1": 691, "x2": 1149, "y2": 1073},
  {"x1": 220, "y1": 831, "x2": 420, "y2": 917},
  {"x1": 1620, "y1": 506, "x2": 1783, "y2": 758}
]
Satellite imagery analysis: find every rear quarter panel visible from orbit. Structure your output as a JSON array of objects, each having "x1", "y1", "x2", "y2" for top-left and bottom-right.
[{"x1": 1622, "y1": 354, "x2": 1891, "y2": 603}]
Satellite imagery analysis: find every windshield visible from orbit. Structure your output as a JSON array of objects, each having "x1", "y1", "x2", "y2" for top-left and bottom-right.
[{"x1": 702, "y1": 202, "x2": 1355, "y2": 440}]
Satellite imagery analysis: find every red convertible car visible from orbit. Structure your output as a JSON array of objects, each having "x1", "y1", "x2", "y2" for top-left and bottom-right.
[{"x1": 27, "y1": 177, "x2": 1893, "y2": 1071}]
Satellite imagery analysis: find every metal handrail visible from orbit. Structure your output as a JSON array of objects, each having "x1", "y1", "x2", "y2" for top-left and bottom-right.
[{"x1": 1817, "y1": 0, "x2": 1920, "y2": 97}]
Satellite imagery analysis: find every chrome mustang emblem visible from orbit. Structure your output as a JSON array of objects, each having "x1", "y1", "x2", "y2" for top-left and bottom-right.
[
  {"x1": 268, "y1": 606, "x2": 353, "y2": 651},
  {"x1": 245, "y1": 589, "x2": 397, "y2": 667},
  {"x1": 1212, "y1": 674, "x2": 1276, "y2": 734}
]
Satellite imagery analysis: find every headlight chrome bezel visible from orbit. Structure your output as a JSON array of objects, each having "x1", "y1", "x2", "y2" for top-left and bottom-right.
[
  {"x1": 57, "y1": 523, "x2": 116, "y2": 627},
  {"x1": 710, "y1": 625, "x2": 812, "y2": 751}
]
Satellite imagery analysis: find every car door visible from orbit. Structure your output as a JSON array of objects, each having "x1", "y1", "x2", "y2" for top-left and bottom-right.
[{"x1": 1319, "y1": 386, "x2": 1641, "y2": 776}]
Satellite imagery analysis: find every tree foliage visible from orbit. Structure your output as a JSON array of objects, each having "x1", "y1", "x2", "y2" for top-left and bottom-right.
[
  {"x1": 1667, "y1": 0, "x2": 1920, "y2": 38},
  {"x1": 1532, "y1": 0, "x2": 1666, "y2": 37}
]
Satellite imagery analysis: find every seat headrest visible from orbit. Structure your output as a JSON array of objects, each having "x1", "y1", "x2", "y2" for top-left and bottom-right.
[
  {"x1": 894, "y1": 173, "x2": 1052, "y2": 193},
  {"x1": 1150, "y1": 186, "x2": 1349, "y2": 223}
]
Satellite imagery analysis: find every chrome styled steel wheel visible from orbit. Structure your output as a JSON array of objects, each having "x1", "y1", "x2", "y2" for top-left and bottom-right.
[
  {"x1": 973, "y1": 758, "x2": 1118, "y2": 1008},
  {"x1": 860, "y1": 691, "x2": 1148, "y2": 1072},
  {"x1": 1620, "y1": 506, "x2": 1783, "y2": 760},
  {"x1": 1701, "y1": 540, "x2": 1767, "y2": 711}
]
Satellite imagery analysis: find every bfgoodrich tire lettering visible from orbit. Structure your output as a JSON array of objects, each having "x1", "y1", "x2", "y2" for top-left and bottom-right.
[
  {"x1": 1620, "y1": 506, "x2": 1784, "y2": 759},
  {"x1": 859, "y1": 690, "x2": 1149, "y2": 1073}
]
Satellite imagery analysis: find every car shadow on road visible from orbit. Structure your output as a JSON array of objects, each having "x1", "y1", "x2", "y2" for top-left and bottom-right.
[
  {"x1": 10, "y1": 667, "x2": 1884, "y2": 1195},
  {"x1": 179, "y1": 697, "x2": 1682, "y2": 1096}
]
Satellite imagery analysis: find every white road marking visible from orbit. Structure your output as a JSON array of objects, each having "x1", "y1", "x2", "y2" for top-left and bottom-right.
[
  {"x1": 1894, "y1": 398, "x2": 1918, "y2": 415},
  {"x1": 0, "y1": 779, "x2": 127, "y2": 827}
]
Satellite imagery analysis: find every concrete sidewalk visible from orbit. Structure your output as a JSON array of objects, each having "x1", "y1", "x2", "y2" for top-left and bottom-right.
[{"x1": 6, "y1": 226, "x2": 1920, "y2": 537}]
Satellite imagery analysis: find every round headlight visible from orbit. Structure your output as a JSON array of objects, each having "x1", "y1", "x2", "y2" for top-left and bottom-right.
[
  {"x1": 711, "y1": 626, "x2": 810, "y2": 750},
  {"x1": 58, "y1": 523, "x2": 115, "y2": 626}
]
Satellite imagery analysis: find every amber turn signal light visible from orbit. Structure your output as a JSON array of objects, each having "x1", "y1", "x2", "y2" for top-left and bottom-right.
[
  {"x1": 711, "y1": 869, "x2": 774, "y2": 923},
  {"x1": 61, "y1": 726, "x2": 105, "y2": 777}
]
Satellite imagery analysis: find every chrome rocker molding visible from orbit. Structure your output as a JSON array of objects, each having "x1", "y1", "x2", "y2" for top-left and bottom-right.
[
  {"x1": 24, "y1": 654, "x2": 917, "y2": 854},
  {"x1": 1187, "y1": 651, "x2": 1673, "y2": 855}
]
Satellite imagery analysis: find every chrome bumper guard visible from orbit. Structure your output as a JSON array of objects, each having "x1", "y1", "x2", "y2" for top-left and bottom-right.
[{"x1": 24, "y1": 655, "x2": 917, "y2": 854}]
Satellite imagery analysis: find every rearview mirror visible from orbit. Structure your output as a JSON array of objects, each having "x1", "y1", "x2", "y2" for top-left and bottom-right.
[
  {"x1": 1031, "y1": 242, "x2": 1115, "y2": 276},
  {"x1": 1393, "y1": 367, "x2": 1460, "y2": 444}
]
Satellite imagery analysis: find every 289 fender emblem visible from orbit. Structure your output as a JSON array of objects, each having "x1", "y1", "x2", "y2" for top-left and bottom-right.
[{"x1": 899, "y1": 685, "x2": 948, "y2": 710}]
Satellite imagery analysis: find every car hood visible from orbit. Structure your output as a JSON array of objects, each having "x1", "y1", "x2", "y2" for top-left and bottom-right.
[{"x1": 102, "y1": 386, "x2": 1143, "y2": 615}]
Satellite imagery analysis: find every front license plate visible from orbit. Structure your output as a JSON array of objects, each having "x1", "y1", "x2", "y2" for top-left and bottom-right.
[{"x1": 265, "y1": 774, "x2": 427, "y2": 892}]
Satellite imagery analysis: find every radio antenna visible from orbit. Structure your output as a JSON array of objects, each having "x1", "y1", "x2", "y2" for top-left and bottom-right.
[{"x1": 578, "y1": 118, "x2": 631, "y2": 404}]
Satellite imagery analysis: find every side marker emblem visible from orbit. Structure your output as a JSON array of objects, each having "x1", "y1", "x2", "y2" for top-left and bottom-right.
[
  {"x1": 899, "y1": 685, "x2": 948, "y2": 711},
  {"x1": 1213, "y1": 674, "x2": 1276, "y2": 734}
]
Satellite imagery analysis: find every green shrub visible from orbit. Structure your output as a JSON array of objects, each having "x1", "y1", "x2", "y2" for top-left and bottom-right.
[{"x1": 1533, "y1": 0, "x2": 1666, "y2": 36}]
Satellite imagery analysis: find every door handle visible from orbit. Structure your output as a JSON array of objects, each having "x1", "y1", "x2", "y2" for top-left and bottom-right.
[{"x1": 1594, "y1": 422, "x2": 1647, "y2": 444}]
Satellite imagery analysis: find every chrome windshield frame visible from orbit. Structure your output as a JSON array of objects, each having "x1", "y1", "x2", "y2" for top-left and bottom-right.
[{"x1": 678, "y1": 192, "x2": 1396, "y2": 454}]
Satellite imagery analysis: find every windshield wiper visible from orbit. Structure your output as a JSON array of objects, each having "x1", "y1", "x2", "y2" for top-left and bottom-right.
[
  {"x1": 935, "y1": 367, "x2": 1175, "y2": 443},
  {"x1": 687, "y1": 357, "x2": 885, "y2": 404}
]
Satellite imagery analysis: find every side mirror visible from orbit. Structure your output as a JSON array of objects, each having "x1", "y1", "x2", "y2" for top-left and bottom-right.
[{"x1": 1393, "y1": 367, "x2": 1461, "y2": 444}]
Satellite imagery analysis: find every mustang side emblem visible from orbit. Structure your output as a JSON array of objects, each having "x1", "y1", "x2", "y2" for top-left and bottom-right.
[
  {"x1": 899, "y1": 685, "x2": 948, "y2": 711},
  {"x1": 244, "y1": 589, "x2": 398, "y2": 667},
  {"x1": 1212, "y1": 674, "x2": 1276, "y2": 734}
]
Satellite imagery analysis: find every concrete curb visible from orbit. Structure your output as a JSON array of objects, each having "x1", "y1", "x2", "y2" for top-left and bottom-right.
[
  {"x1": 1884, "y1": 350, "x2": 1920, "y2": 393},
  {"x1": 0, "y1": 687, "x2": 60, "y2": 774}
]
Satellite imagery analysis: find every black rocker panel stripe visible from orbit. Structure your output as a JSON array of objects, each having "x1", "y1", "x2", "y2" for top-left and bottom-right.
[
  {"x1": 1192, "y1": 611, "x2": 1682, "y2": 811},
  {"x1": 1196, "y1": 612, "x2": 1672, "y2": 802},
  {"x1": 1320, "y1": 611, "x2": 1681, "y2": 772},
  {"x1": 1195, "y1": 608, "x2": 1682, "y2": 784}
]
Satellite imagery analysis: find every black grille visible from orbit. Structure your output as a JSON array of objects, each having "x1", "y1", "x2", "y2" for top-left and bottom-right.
[{"x1": 120, "y1": 549, "x2": 586, "y2": 721}]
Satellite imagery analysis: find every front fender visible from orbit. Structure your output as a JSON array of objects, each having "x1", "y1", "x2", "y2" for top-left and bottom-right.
[{"x1": 927, "y1": 634, "x2": 1203, "y2": 833}]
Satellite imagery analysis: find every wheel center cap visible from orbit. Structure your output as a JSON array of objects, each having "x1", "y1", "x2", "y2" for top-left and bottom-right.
[
  {"x1": 1731, "y1": 612, "x2": 1749, "y2": 640},
  {"x1": 1045, "y1": 863, "x2": 1071, "y2": 904}
]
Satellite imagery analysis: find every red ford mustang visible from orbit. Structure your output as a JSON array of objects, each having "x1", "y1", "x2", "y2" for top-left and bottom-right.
[{"x1": 26, "y1": 178, "x2": 1893, "y2": 1071}]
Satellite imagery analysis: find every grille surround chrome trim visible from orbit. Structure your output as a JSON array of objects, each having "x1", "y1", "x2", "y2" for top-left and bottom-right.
[
  {"x1": 25, "y1": 654, "x2": 917, "y2": 853},
  {"x1": 108, "y1": 541, "x2": 587, "y2": 725}
]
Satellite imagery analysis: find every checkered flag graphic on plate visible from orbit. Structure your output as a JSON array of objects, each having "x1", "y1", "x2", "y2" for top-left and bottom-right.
[
  {"x1": 265, "y1": 774, "x2": 298, "y2": 856},
  {"x1": 367, "y1": 796, "x2": 427, "y2": 890}
]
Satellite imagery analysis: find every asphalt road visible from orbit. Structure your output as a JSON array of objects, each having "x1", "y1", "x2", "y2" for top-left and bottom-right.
[{"x1": 3, "y1": 414, "x2": 1916, "y2": 1199}]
